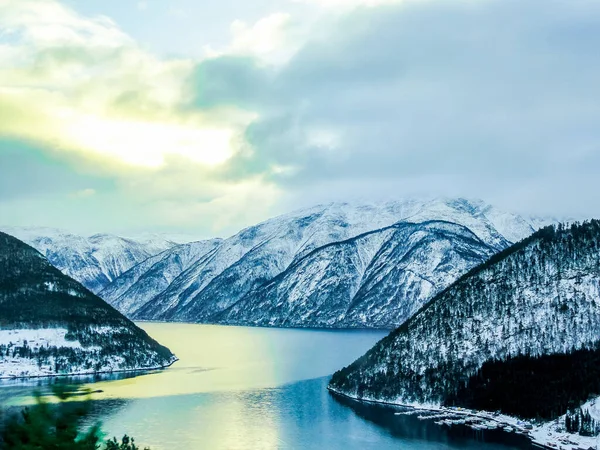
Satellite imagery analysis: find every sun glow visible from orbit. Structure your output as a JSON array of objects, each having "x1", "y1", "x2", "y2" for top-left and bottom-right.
[{"x1": 65, "y1": 116, "x2": 234, "y2": 167}]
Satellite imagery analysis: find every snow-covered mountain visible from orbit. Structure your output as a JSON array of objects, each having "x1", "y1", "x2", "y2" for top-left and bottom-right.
[
  {"x1": 102, "y1": 197, "x2": 551, "y2": 328},
  {"x1": 329, "y1": 220, "x2": 600, "y2": 421},
  {"x1": 99, "y1": 239, "x2": 223, "y2": 316},
  {"x1": 0, "y1": 232, "x2": 176, "y2": 379},
  {"x1": 216, "y1": 221, "x2": 496, "y2": 328},
  {"x1": 0, "y1": 227, "x2": 190, "y2": 293}
]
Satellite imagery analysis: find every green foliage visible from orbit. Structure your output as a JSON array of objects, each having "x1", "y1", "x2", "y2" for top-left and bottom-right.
[
  {"x1": 105, "y1": 435, "x2": 149, "y2": 450},
  {"x1": 0, "y1": 386, "x2": 150, "y2": 450}
]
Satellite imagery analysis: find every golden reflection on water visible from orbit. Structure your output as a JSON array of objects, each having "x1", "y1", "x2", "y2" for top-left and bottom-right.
[
  {"x1": 182, "y1": 390, "x2": 283, "y2": 450},
  {"x1": 96, "y1": 388, "x2": 285, "y2": 450},
  {"x1": 1, "y1": 323, "x2": 389, "y2": 450},
  {"x1": 1, "y1": 325, "x2": 530, "y2": 450},
  {"x1": 86, "y1": 323, "x2": 287, "y2": 400},
  {"x1": 88, "y1": 322, "x2": 354, "y2": 450}
]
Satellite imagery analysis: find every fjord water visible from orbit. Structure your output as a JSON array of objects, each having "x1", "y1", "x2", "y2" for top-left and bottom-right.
[{"x1": 0, "y1": 323, "x2": 533, "y2": 449}]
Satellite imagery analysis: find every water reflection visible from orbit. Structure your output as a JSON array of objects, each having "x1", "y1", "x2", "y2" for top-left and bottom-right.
[
  {"x1": 83, "y1": 386, "x2": 287, "y2": 449},
  {"x1": 0, "y1": 370, "x2": 161, "y2": 406},
  {"x1": 1, "y1": 324, "x2": 535, "y2": 449},
  {"x1": 78, "y1": 323, "x2": 388, "y2": 400},
  {"x1": 330, "y1": 391, "x2": 534, "y2": 449}
]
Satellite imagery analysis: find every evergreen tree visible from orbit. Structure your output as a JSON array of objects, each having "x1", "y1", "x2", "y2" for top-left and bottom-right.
[{"x1": 0, "y1": 386, "x2": 150, "y2": 450}]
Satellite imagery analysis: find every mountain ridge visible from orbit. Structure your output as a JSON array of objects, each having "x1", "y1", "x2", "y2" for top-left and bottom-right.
[
  {"x1": 214, "y1": 220, "x2": 495, "y2": 328},
  {"x1": 328, "y1": 220, "x2": 600, "y2": 421},
  {"x1": 101, "y1": 198, "x2": 554, "y2": 328},
  {"x1": 0, "y1": 226, "x2": 193, "y2": 293},
  {"x1": 0, "y1": 231, "x2": 176, "y2": 379}
]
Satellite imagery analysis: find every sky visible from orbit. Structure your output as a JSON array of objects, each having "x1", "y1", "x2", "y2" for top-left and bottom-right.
[{"x1": 0, "y1": 0, "x2": 599, "y2": 238}]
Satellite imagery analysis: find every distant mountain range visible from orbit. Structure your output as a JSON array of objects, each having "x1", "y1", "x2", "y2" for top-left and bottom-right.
[
  {"x1": 329, "y1": 220, "x2": 600, "y2": 421},
  {"x1": 0, "y1": 227, "x2": 191, "y2": 293},
  {"x1": 1, "y1": 198, "x2": 558, "y2": 329},
  {"x1": 95, "y1": 197, "x2": 553, "y2": 328},
  {"x1": 0, "y1": 232, "x2": 176, "y2": 379}
]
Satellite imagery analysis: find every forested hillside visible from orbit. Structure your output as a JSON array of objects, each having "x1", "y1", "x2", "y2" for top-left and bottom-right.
[
  {"x1": 0, "y1": 232, "x2": 175, "y2": 378},
  {"x1": 329, "y1": 221, "x2": 600, "y2": 420}
]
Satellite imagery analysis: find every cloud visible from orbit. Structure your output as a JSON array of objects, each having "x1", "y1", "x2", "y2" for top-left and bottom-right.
[
  {"x1": 168, "y1": 7, "x2": 186, "y2": 18},
  {"x1": 0, "y1": 140, "x2": 110, "y2": 202},
  {"x1": 2, "y1": 0, "x2": 600, "y2": 235},
  {"x1": 188, "y1": 0, "x2": 600, "y2": 217},
  {"x1": 202, "y1": 12, "x2": 312, "y2": 65},
  {"x1": 72, "y1": 188, "x2": 96, "y2": 198},
  {"x1": 294, "y1": 0, "x2": 402, "y2": 8},
  {"x1": 230, "y1": 13, "x2": 291, "y2": 60},
  {"x1": 64, "y1": 116, "x2": 234, "y2": 167},
  {"x1": 0, "y1": 0, "x2": 243, "y2": 169},
  {"x1": 0, "y1": 0, "x2": 279, "y2": 233}
]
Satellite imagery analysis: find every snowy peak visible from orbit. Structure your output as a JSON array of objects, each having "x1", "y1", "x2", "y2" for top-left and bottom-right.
[
  {"x1": 101, "y1": 197, "x2": 552, "y2": 329},
  {"x1": 99, "y1": 239, "x2": 223, "y2": 316},
  {"x1": 215, "y1": 220, "x2": 497, "y2": 328},
  {"x1": 0, "y1": 226, "x2": 193, "y2": 293}
]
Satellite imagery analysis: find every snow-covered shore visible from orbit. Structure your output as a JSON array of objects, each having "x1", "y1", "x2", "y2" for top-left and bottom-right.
[
  {"x1": 0, "y1": 328, "x2": 178, "y2": 380},
  {"x1": 328, "y1": 387, "x2": 600, "y2": 450},
  {"x1": 528, "y1": 398, "x2": 600, "y2": 450},
  {"x1": 0, "y1": 357, "x2": 178, "y2": 381}
]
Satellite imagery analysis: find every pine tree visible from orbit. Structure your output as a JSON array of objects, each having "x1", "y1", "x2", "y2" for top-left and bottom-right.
[{"x1": 0, "y1": 386, "x2": 151, "y2": 449}]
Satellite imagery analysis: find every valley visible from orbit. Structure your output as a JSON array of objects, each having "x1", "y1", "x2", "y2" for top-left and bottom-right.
[
  {"x1": 1, "y1": 200, "x2": 598, "y2": 450},
  {"x1": 0, "y1": 323, "x2": 534, "y2": 450},
  {"x1": 91, "y1": 198, "x2": 550, "y2": 328}
]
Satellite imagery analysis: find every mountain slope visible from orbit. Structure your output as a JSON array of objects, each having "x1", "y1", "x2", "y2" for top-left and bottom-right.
[
  {"x1": 102, "y1": 198, "x2": 549, "y2": 328},
  {"x1": 329, "y1": 220, "x2": 600, "y2": 419},
  {"x1": 0, "y1": 232, "x2": 176, "y2": 378},
  {"x1": 98, "y1": 239, "x2": 223, "y2": 315},
  {"x1": 0, "y1": 227, "x2": 188, "y2": 293},
  {"x1": 116, "y1": 200, "x2": 446, "y2": 319},
  {"x1": 215, "y1": 221, "x2": 496, "y2": 328}
]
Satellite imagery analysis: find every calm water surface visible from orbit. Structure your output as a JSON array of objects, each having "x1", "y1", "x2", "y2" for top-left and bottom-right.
[{"x1": 0, "y1": 323, "x2": 534, "y2": 449}]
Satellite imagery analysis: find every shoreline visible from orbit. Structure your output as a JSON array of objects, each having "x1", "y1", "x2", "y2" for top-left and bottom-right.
[
  {"x1": 327, "y1": 387, "x2": 594, "y2": 450},
  {"x1": 135, "y1": 319, "x2": 395, "y2": 332},
  {"x1": 0, "y1": 356, "x2": 179, "y2": 382}
]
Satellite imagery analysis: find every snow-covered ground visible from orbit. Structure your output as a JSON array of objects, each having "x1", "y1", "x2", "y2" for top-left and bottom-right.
[
  {"x1": 328, "y1": 387, "x2": 600, "y2": 450},
  {"x1": 0, "y1": 328, "x2": 83, "y2": 378},
  {"x1": 0, "y1": 328, "x2": 83, "y2": 349},
  {"x1": 0, "y1": 328, "x2": 177, "y2": 379},
  {"x1": 530, "y1": 398, "x2": 600, "y2": 449}
]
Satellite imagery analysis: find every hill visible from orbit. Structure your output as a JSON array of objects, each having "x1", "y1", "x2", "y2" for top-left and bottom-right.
[
  {"x1": 329, "y1": 220, "x2": 600, "y2": 421},
  {"x1": 0, "y1": 232, "x2": 176, "y2": 378}
]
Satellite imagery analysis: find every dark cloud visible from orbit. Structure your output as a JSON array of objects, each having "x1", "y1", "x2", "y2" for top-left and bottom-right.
[
  {"x1": 5, "y1": 0, "x2": 600, "y2": 235},
  {"x1": 191, "y1": 56, "x2": 272, "y2": 110},
  {"x1": 188, "y1": 0, "x2": 600, "y2": 217}
]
